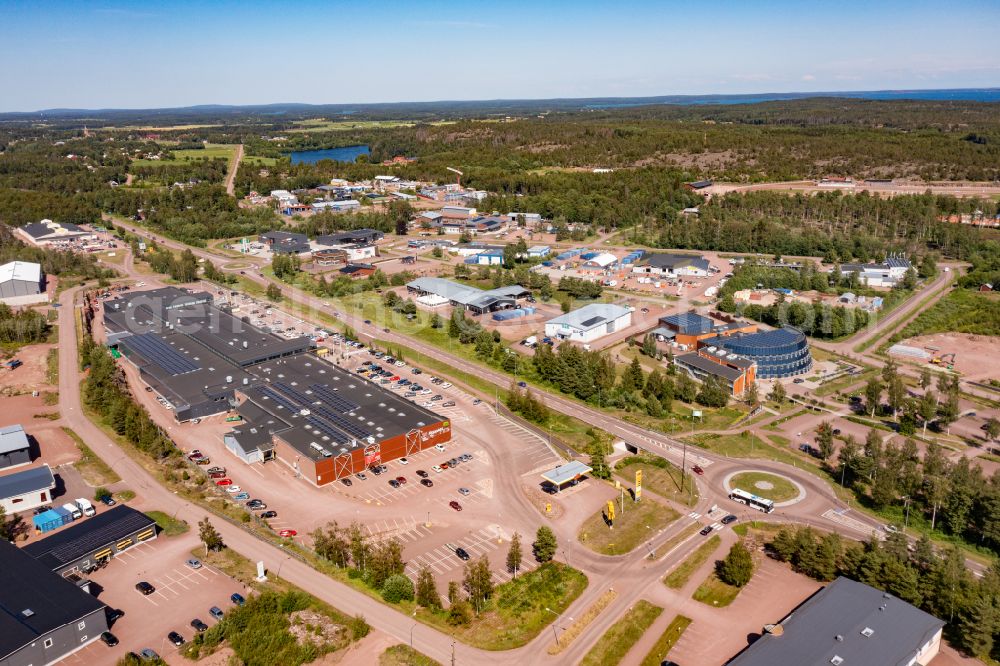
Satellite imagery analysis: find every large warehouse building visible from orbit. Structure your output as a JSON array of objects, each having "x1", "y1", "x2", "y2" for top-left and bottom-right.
[
  {"x1": 104, "y1": 287, "x2": 451, "y2": 485},
  {"x1": 0, "y1": 540, "x2": 108, "y2": 666},
  {"x1": 406, "y1": 277, "x2": 529, "y2": 314},
  {"x1": 0, "y1": 261, "x2": 46, "y2": 305},
  {"x1": 545, "y1": 303, "x2": 633, "y2": 343}
]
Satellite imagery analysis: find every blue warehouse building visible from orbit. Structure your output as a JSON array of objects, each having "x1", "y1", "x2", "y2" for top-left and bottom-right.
[{"x1": 702, "y1": 327, "x2": 812, "y2": 379}]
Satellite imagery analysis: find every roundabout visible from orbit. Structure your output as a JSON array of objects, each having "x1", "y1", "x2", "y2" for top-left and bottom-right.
[{"x1": 724, "y1": 470, "x2": 806, "y2": 506}]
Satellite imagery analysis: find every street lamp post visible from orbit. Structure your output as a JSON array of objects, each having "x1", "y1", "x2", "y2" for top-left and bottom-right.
[{"x1": 544, "y1": 607, "x2": 561, "y2": 646}]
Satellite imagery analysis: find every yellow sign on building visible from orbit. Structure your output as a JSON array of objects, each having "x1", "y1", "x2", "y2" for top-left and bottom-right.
[{"x1": 635, "y1": 469, "x2": 642, "y2": 502}]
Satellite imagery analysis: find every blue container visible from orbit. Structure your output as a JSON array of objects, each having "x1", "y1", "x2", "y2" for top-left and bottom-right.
[
  {"x1": 53, "y1": 506, "x2": 73, "y2": 524},
  {"x1": 33, "y1": 509, "x2": 64, "y2": 533}
]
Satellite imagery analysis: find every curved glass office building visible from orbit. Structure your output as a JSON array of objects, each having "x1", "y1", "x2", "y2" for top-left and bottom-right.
[{"x1": 709, "y1": 327, "x2": 812, "y2": 379}]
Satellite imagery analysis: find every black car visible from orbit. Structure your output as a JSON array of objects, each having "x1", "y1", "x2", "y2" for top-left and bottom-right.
[
  {"x1": 260, "y1": 510, "x2": 277, "y2": 519},
  {"x1": 106, "y1": 608, "x2": 125, "y2": 623},
  {"x1": 231, "y1": 592, "x2": 246, "y2": 606},
  {"x1": 388, "y1": 479, "x2": 401, "y2": 488},
  {"x1": 100, "y1": 631, "x2": 119, "y2": 647},
  {"x1": 455, "y1": 547, "x2": 470, "y2": 561},
  {"x1": 168, "y1": 631, "x2": 185, "y2": 646},
  {"x1": 98, "y1": 494, "x2": 117, "y2": 506},
  {"x1": 699, "y1": 525, "x2": 714, "y2": 536},
  {"x1": 191, "y1": 618, "x2": 209, "y2": 632},
  {"x1": 721, "y1": 514, "x2": 738, "y2": 525},
  {"x1": 415, "y1": 469, "x2": 429, "y2": 478},
  {"x1": 135, "y1": 581, "x2": 155, "y2": 595},
  {"x1": 340, "y1": 477, "x2": 353, "y2": 487},
  {"x1": 420, "y1": 479, "x2": 433, "y2": 488}
]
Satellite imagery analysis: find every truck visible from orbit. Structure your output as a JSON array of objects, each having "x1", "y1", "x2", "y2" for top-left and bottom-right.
[
  {"x1": 53, "y1": 505, "x2": 74, "y2": 524},
  {"x1": 61, "y1": 503, "x2": 83, "y2": 520},
  {"x1": 74, "y1": 498, "x2": 96, "y2": 517},
  {"x1": 522, "y1": 336, "x2": 538, "y2": 347}
]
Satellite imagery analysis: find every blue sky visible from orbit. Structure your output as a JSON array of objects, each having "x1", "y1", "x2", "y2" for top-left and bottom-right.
[{"x1": 1, "y1": 0, "x2": 998, "y2": 111}]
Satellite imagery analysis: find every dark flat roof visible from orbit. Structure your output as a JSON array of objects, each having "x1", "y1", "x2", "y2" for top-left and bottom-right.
[
  {"x1": 729, "y1": 577, "x2": 944, "y2": 666},
  {"x1": 0, "y1": 464, "x2": 55, "y2": 499},
  {"x1": 23, "y1": 506, "x2": 156, "y2": 570},
  {"x1": 0, "y1": 540, "x2": 105, "y2": 660},
  {"x1": 676, "y1": 352, "x2": 747, "y2": 382},
  {"x1": 238, "y1": 354, "x2": 446, "y2": 461},
  {"x1": 661, "y1": 311, "x2": 715, "y2": 335}
]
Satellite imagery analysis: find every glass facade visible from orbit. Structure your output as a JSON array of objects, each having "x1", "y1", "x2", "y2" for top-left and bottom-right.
[{"x1": 716, "y1": 328, "x2": 812, "y2": 379}]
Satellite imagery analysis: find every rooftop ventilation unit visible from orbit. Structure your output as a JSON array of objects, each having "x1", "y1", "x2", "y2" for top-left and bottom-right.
[
  {"x1": 861, "y1": 627, "x2": 874, "y2": 637},
  {"x1": 830, "y1": 657, "x2": 843, "y2": 666},
  {"x1": 21, "y1": 609, "x2": 34, "y2": 618}
]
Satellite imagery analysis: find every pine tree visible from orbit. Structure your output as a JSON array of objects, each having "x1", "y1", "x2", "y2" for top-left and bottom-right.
[
  {"x1": 506, "y1": 532, "x2": 523, "y2": 578},
  {"x1": 533, "y1": 526, "x2": 558, "y2": 563},
  {"x1": 718, "y1": 541, "x2": 754, "y2": 587}
]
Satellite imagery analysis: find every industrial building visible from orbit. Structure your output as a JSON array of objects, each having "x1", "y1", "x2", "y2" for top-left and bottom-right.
[
  {"x1": 259, "y1": 231, "x2": 311, "y2": 255},
  {"x1": 545, "y1": 303, "x2": 633, "y2": 344},
  {"x1": 675, "y1": 349, "x2": 757, "y2": 397},
  {"x1": 103, "y1": 287, "x2": 451, "y2": 484},
  {"x1": 728, "y1": 577, "x2": 943, "y2": 666},
  {"x1": 0, "y1": 464, "x2": 56, "y2": 513},
  {"x1": 633, "y1": 253, "x2": 711, "y2": 278},
  {"x1": 406, "y1": 277, "x2": 529, "y2": 314},
  {"x1": 225, "y1": 353, "x2": 450, "y2": 486},
  {"x1": 700, "y1": 327, "x2": 812, "y2": 379},
  {"x1": 0, "y1": 261, "x2": 46, "y2": 305},
  {"x1": 0, "y1": 540, "x2": 108, "y2": 666},
  {"x1": 16, "y1": 220, "x2": 95, "y2": 246},
  {"x1": 0, "y1": 425, "x2": 31, "y2": 470},
  {"x1": 316, "y1": 228, "x2": 384, "y2": 246},
  {"x1": 23, "y1": 505, "x2": 157, "y2": 576},
  {"x1": 837, "y1": 256, "x2": 912, "y2": 288},
  {"x1": 658, "y1": 311, "x2": 758, "y2": 349},
  {"x1": 104, "y1": 287, "x2": 310, "y2": 421}
]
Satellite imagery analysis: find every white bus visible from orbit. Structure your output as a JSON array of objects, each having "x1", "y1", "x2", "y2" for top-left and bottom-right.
[{"x1": 729, "y1": 488, "x2": 774, "y2": 513}]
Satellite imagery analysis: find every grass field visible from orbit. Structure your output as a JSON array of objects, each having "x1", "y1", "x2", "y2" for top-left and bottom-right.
[
  {"x1": 640, "y1": 615, "x2": 692, "y2": 666},
  {"x1": 889, "y1": 290, "x2": 1000, "y2": 342},
  {"x1": 578, "y1": 498, "x2": 680, "y2": 556},
  {"x1": 145, "y1": 510, "x2": 190, "y2": 536},
  {"x1": 132, "y1": 143, "x2": 237, "y2": 166},
  {"x1": 546, "y1": 588, "x2": 617, "y2": 655},
  {"x1": 379, "y1": 645, "x2": 441, "y2": 666},
  {"x1": 289, "y1": 119, "x2": 418, "y2": 132},
  {"x1": 692, "y1": 572, "x2": 743, "y2": 607},
  {"x1": 63, "y1": 426, "x2": 122, "y2": 486},
  {"x1": 580, "y1": 599, "x2": 663, "y2": 666},
  {"x1": 663, "y1": 534, "x2": 721, "y2": 589},
  {"x1": 728, "y1": 471, "x2": 799, "y2": 502},
  {"x1": 614, "y1": 456, "x2": 698, "y2": 506}
]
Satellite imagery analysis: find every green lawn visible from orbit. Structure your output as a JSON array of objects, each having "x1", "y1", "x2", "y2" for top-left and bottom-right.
[
  {"x1": 687, "y1": 432, "x2": 824, "y2": 475},
  {"x1": 640, "y1": 615, "x2": 692, "y2": 666},
  {"x1": 62, "y1": 426, "x2": 121, "y2": 486},
  {"x1": 580, "y1": 599, "x2": 663, "y2": 666},
  {"x1": 132, "y1": 143, "x2": 237, "y2": 166},
  {"x1": 614, "y1": 456, "x2": 698, "y2": 506},
  {"x1": 889, "y1": 289, "x2": 1000, "y2": 342},
  {"x1": 692, "y1": 573, "x2": 743, "y2": 607},
  {"x1": 379, "y1": 645, "x2": 441, "y2": 666},
  {"x1": 728, "y1": 471, "x2": 799, "y2": 502},
  {"x1": 578, "y1": 498, "x2": 680, "y2": 556},
  {"x1": 145, "y1": 510, "x2": 190, "y2": 536},
  {"x1": 663, "y1": 535, "x2": 721, "y2": 589}
]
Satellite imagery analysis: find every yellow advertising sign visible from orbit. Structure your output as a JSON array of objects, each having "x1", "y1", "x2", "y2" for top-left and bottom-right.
[
  {"x1": 635, "y1": 469, "x2": 642, "y2": 502},
  {"x1": 606, "y1": 500, "x2": 615, "y2": 523},
  {"x1": 545, "y1": 503, "x2": 552, "y2": 514}
]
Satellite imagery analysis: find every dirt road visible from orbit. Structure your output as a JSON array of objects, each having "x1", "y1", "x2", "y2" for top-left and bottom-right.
[{"x1": 225, "y1": 144, "x2": 243, "y2": 196}]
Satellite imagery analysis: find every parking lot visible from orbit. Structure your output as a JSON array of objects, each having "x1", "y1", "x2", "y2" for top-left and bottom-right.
[{"x1": 63, "y1": 530, "x2": 248, "y2": 665}]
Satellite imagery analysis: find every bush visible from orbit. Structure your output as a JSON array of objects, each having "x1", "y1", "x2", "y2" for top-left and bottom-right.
[
  {"x1": 349, "y1": 614, "x2": 370, "y2": 640},
  {"x1": 717, "y1": 541, "x2": 754, "y2": 587},
  {"x1": 381, "y1": 574, "x2": 415, "y2": 603}
]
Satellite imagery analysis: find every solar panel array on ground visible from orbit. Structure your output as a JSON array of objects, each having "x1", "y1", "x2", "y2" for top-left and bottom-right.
[{"x1": 125, "y1": 333, "x2": 200, "y2": 375}]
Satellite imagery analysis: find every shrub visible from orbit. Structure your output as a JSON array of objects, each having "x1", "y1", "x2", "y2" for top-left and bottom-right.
[{"x1": 381, "y1": 574, "x2": 415, "y2": 603}]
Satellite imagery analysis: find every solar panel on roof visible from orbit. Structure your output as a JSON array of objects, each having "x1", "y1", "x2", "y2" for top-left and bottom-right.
[
  {"x1": 259, "y1": 386, "x2": 299, "y2": 412},
  {"x1": 314, "y1": 405, "x2": 372, "y2": 439},
  {"x1": 309, "y1": 383, "x2": 360, "y2": 413},
  {"x1": 580, "y1": 316, "x2": 606, "y2": 327},
  {"x1": 306, "y1": 416, "x2": 351, "y2": 444},
  {"x1": 125, "y1": 333, "x2": 200, "y2": 375}
]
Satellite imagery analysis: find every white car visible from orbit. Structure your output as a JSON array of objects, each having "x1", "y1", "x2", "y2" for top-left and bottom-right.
[
  {"x1": 394, "y1": 360, "x2": 406, "y2": 367},
  {"x1": 440, "y1": 382, "x2": 452, "y2": 389},
  {"x1": 434, "y1": 444, "x2": 446, "y2": 452},
  {"x1": 226, "y1": 486, "x2": 242, "y2": 494},
  {"x1": 431, "y1": 465, "x2": 443, "y2": 473},
  {"x1": 421, "y1": 389, "x2": 432, "y2": 395},
  {"x1": 422, "y1": 401, "x2": 435, "y2": 407},
  {"x1": 398, "y1": 458, "x2": 409, "y2": 466}
]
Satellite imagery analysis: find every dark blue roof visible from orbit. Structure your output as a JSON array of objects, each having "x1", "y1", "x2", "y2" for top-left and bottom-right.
[{"x1": 661, "y1": 311, "x2": 715, "y2": 335}]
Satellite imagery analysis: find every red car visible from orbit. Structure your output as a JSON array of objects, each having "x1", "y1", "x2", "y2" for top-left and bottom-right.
[
  {"x1": 692, "y1": 465, "x2": 704, "y2": 476},
  {"x1": 187, "y1": 450, "x2": 204, "y2": 460},
  {"x1": 440, "y1": 462, "x2": 450, "y2": 470},
  {"x1": 449, "y1": 501, "x2": 462, "y2": 511},
  {"x1": 215, "y1": 478, "x2": 233, "y2": 486},
  {"x1": 396, "y1": 476, "x2": 407, "y2": 485},
  {"x1": 279, "y1": 529, "x2": 297, "y2": 538},
  {"x1": 209, "y1": 471, "x2": 226, "y2": 479}
]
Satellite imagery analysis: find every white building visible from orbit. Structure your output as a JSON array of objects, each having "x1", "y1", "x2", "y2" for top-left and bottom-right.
[
  {"x1": 312, "y1": 199, "x2": 360, "y2": 212},
  {"x1": 0, "y1": 464, "x2": 56, "y2": 514},
  {"x1": 838, "y1": 256, "x2": 911, "y2": 288},
  {"x1": 270, "y1": 189, "x2": 298, "y2": 207},
  {"x1": 545, "y1": 303, "x2": 633, "y2": 343},
  {"x1": 584, "y1": 252, "x2": 618, "y2": 269},
  {"x1": 633, "y1": 253, "x2": 710, "y2": 278},
  {"x1": 17, "y1": 220, "x2": 95, "y2": 246},
  {"x1": 0, "y1": 261, "x2": 46, "y2": 305}
]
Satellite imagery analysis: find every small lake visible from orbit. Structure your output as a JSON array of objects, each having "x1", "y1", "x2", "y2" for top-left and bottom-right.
[{"x1": 289, "y1": 145, "x2": 370, "y2": 165}]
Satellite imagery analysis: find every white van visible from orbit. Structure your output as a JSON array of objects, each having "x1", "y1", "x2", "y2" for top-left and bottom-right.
[
  {"x1": 75, "y1": 498, "x2": 96, "y2": 517},
  {"x1": 61, "y1": 502, "x2": 83, "y2": 520}
]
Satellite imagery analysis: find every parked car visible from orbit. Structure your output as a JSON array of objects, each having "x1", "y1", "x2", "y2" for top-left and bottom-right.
[
  {"x1": 168, "y1": 631, "x2": 185, "y2": 646},
  {"x1": 355, "y1": 472, "x2": 367, "y2": 481},
  {"x1": 449, "y1": 501, "x2": 462, "y2": 511},
  {"x1": 260, "y1": 510, "x2": 277, "y2": 519},
  {"x1": 186, "y1": 558, "x2": 202, "y2": 569},
  {"x1": 231, "y1": 593, "x2": 245, "y2": 606},
  {"x1": 388, "y1": 479, "x2": 400, "y2": 488},
  {"x1": 139, "y1": 648, "x2": 160, "y2": 662},
  {"x1": 398, "y1": 457, "x2": 409, "y2": 465},
  {"x1": 279, "y1": 529, "x2": 297, "y2": 538},
  {"x1": 106, "y1": 608, "x2": 125, "y2": 623},
  {"x1": 209, "y1": 607, "x2": 224, "y2": 621},
  {"x1": 190, "y1": 619, "x2": 208, "y2": 632},
  {"x1": 234, "y1": 492, "x2": 250, "y2": 501},
  {"x1": 215, "y1": 478, "x2": 233, "y2": 486},
  {"x1": 721, "y1": 515, "x2": 738, "y2": 525},
  {"x1": 442, "y1": 401, "x2": 456, "y2": 407},
  {"x1": 458, "y1": 487, "x2": 471, "y2": 496},
  {"x1": 98, "y1": 493, "x2": 117, "y2": 506},
  {"x1": 225, "y1": 485, "x2": 242, "y2": 494},
  {"x1": 432, "y1": 465, "x2": 443, "y2": 473},
  {"x1": 415, "y1": 469, "x2": 428, "y2": 478},
  {"x1": 340, "y1": 477, "x2": 353, "y2": 487},
  {"x1": 396, "y1": 476, "x2": 407, "y2": 485},
  {"x1": 135, "y1": 581, "x2": 155, "y2": 595},
  {"x1": 207, "y1": 466, "x2": 226, "y2": 475},
  {"x1": 100, "y1": 631, "x2": 119, "y2": 646},
  {"x1": 455, "y1": 547, "x2": 470, "y2": 561},
  {"x1": 209, "y1": 471, "x2": 227, "y2": 479},
  {"x1": 420, "y1": 479, "x2": 433, "y2": 487}
]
